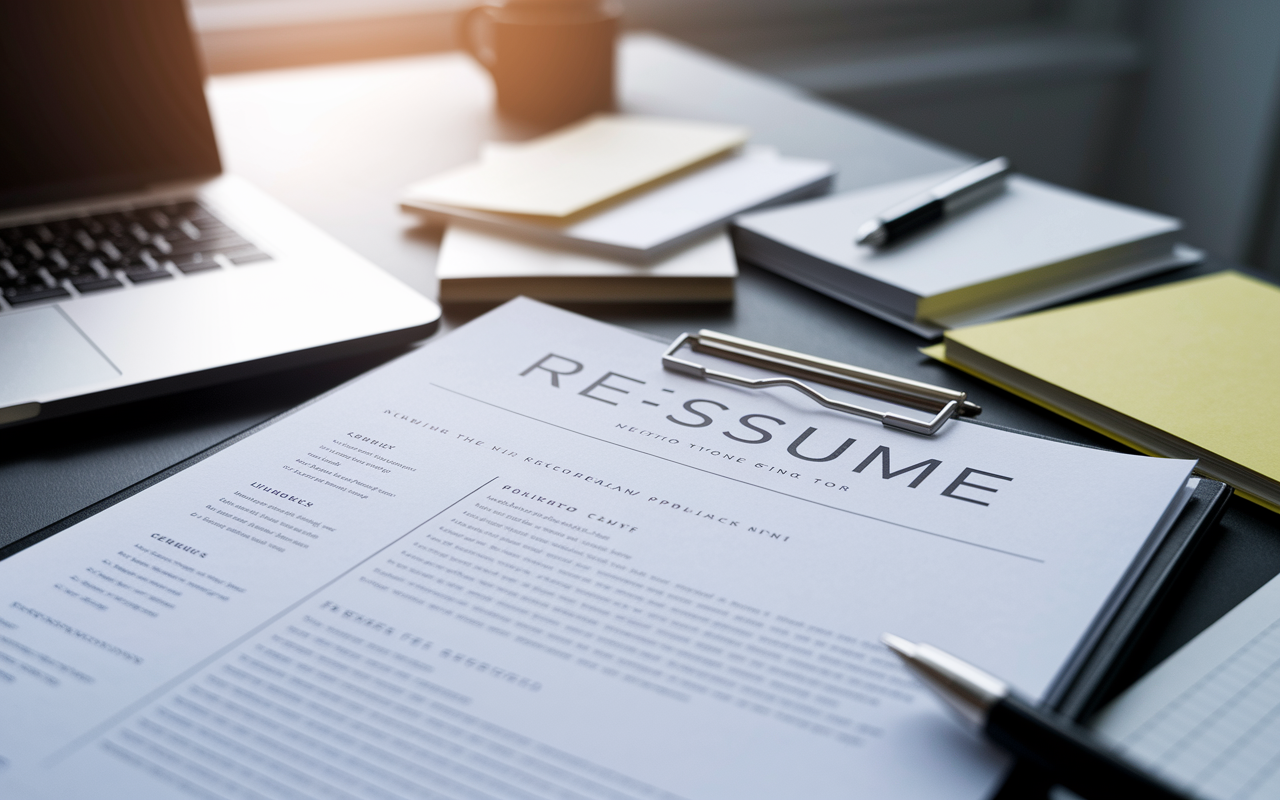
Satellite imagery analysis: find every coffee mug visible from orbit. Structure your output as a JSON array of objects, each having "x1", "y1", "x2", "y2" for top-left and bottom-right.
[{"x1": 459, "y1": 0, "x2": 621, "y2": 128}]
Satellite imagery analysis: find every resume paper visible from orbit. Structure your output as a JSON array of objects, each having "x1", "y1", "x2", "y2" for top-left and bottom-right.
[{"x1": 0, "y1": 299, "x2": 1195, "y2": 799}]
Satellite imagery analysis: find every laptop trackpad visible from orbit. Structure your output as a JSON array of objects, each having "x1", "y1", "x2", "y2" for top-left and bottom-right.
[{"x1": 0, "y1": 306, "x2": 120, "y2": 408}]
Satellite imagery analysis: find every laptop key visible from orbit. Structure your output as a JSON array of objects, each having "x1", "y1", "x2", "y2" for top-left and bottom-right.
[
  {"x1": 7, "y1": 251, "x2": 40, "y2": 274},
  {"x1": 167, "y1": 236, "x2": 249, "y2": 256},
  {"x1": 170, "y1": 250, "x2": 215, "y2": 266},
  {"x1": 174, "y1": 258, "x2": 221, "y2": 274},
  {"x1": 5, "y1": 285, "x2": 70, "y2": 305},
  {"x1": 54, "y1": 262, "x2": 100, "y2": 281},
  {"x1": 187, "y1": 230, "x2": 246, "y2": 248},
  {"x1": 0, "y1": 270, "x2": 45, "y2": 289},
  {"x1": 123, "y1": 267, "x2": 173, "y2": 283},
  {"x1": 97, "y1": 240, "x2": 123, "y2": 261},
  {"x1": 70, "y1": 275, "x2": 124, "y2": 293},
  {"x1": 63, "y1": 248, "x2": 97, "y2": 268}
]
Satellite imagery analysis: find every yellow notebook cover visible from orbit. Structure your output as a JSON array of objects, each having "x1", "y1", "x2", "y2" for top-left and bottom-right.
[{"x1": 926, "y1": 271, "x2": 1280, "y2": 511}]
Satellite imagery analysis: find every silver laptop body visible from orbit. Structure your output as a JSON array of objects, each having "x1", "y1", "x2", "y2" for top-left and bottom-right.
[{"x1": 0, "y1": 1, "x2": 440, "y2": 427}]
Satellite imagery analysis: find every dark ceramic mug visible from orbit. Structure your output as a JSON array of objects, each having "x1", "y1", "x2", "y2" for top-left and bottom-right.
[{"x1": 459, "y1": 0, "x2": 621, "y2": 128}]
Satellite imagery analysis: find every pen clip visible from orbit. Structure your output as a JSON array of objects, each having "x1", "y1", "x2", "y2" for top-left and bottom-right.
[{"x1": 662, "y1": 331, "x2": 980, "y2": 436}]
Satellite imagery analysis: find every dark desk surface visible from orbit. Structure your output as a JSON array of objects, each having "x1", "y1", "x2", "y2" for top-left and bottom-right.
[{"x1": 3, "y1": 34, "x2": 1277, "y2": 700}]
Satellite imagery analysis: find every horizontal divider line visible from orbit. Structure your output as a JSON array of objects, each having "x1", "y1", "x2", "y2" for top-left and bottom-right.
[{"x1": 429, "y1": 383, "x2": 1043, "y2": 563}]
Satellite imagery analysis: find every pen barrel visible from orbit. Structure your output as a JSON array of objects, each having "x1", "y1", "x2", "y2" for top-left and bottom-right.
[
  {"x1": 985, "y1": 696, "x2": 1192, "y2": 800},
  {"x1": 881, "y1": 198, "x2": 943, "y2": 243},
  {"x1": 942, "y1": 172, "x2": 1007, "y2": 214}
]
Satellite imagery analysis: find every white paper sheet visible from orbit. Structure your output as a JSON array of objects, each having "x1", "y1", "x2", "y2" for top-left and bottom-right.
[
  {"x1": 404, "y1": 146, "x2": 834, "y2": 261},
  {"x1": 402, "y1": 115, "x2": 748, "y2": 218},
  {"x1": 0, "y1": 299, "x2": 1195, "y2": 800},
  {"x1": 1084, "y1": 571, "x2": 1280, "y2": 800}
]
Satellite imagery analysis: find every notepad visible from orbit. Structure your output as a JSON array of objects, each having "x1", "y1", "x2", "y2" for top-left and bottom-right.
[
  {"x1": 436, "y1": 225, "x2": 737, "y2": 303},
  {"x1": 1087, "y1": 570, "x2": 1280, "y2": 800},
  {"x1": 733, "y1": 170, "x2": 1196, "y2": 337},
  {"x1": 403, "y1": 114, "x2": 749, "y2": 218},
  {"x1": 927, "y1": 271, "x2": 1280, "y2": 512},
  {"x1": 403, "y1": 145, "x2": 834, "y2": 261}
]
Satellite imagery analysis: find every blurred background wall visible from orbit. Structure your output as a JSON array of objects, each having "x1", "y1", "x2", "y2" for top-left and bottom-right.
[{"x1": 189, "y1": 0, "x2": 1280, "y2": 275}]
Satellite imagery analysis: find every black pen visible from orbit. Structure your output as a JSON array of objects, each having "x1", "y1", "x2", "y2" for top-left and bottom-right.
[
  {"x1": 856, "y1": 156, "x2": 1011, "y2": 247},
  {"x1": 881, "y1": 633, "x2": 1196, "y2": 800}
]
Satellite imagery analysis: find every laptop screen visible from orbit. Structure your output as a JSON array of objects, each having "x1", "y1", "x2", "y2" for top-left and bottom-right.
[{"x1": 0, "y1": 0, "x2": 221, "y2": 212}]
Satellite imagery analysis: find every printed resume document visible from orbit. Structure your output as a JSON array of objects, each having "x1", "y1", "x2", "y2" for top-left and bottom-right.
[{"x1": 0, "y1": 299, "x2": 1196, "y2": 799}]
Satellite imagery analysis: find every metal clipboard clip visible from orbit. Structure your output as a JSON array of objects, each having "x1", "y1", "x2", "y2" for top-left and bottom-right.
[{"x1": 662, "y1": 330, "x2": 981, "y2": 436}]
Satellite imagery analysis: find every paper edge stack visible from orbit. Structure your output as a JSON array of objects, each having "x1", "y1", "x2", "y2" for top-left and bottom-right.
[{"x1": 398, "y1": 113, "x2": 836, "y2": 305}]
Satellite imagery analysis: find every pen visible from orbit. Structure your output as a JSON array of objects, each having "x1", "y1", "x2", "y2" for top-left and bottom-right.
[
  {"x1": 856, "y1": 156, "x2": 1011, "y2": 248},
  {"x1": 881, "y1": 633, "x2": 1195, "y2": 800}
]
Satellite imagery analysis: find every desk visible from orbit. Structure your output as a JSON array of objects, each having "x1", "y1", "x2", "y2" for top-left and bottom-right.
[{"x1": 2, "y1": 33, "x2": 1277, "y2": 699}]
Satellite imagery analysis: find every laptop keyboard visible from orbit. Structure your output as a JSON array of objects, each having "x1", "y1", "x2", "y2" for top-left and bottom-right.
[{"x1": 0, "y1": 200, "x2": 272, "y2": 309}]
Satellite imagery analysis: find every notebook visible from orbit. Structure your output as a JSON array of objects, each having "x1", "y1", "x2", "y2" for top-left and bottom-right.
[
  {"x1": 732, "y1": 169, "x2": 1199, "y2": 338},
  {"x1": 402, "y1": 114, "x2": 749, "y2": 218},
  {"x1": 403, "y1": 145, "x2": 834, "y2": 262},
  {"x1": 926, "y1": 271, "x2": 1280, "y2": 513},
  {"x1": 435, "y1": 225, "x2": 736, "y2": 303}
]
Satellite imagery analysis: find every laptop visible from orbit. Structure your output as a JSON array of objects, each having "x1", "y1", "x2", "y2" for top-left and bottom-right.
[{"x1": 0, "y1": 0, "x2": 441, "y2": 428}]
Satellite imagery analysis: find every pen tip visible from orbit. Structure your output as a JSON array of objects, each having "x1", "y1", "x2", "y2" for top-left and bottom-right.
[
  {"x1": 856, "y1": 221, "x2": 886, "y2": 248},
  {"x1": 881, "y1": 632, "x2": 916, "y2": 659}
]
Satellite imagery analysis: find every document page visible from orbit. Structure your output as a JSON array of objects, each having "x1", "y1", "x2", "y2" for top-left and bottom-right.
[{"x1": 0, "y1": 298, "x2": 1195, "y2": 800}]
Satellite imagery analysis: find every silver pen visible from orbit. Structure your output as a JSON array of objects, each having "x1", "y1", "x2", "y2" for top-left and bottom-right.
[
  {"x1": 882, "y1": 633, "x2": 1196, "y2": 800},
  {"x1": 856, "y1": 156, "x2": 1011, "y2": 248}
]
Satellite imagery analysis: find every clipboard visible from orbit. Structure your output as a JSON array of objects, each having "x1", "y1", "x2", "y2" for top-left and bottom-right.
[
  {"x1": 663, "y1": 329, "x2": 981, "y2": 435},
  {"x1": 0, "y1": 326, "x2": 1232, "y2": 800},
  {"x1": 980, "y1": 424, "x2": 1231, "y2": 800},
  {"x1": 663, "y1": 329, "x2": 1233, "y2": 800}
]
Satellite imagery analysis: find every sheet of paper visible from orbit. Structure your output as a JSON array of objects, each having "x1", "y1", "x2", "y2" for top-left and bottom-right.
[
  {"x1": 402, "y1": 115, "x2": 749, "y2": 218},
  {"x1": 1084, "y1": 571, "x2": 1280, "y2": 800},
  {"x1": 405, "y1": 146, "x2": 834, "y2": 259},
  {"x1": 438, "y1": 226, "x2": 737, "y2": 279},
  {"x1": 0, "y1": 298, "x2": 1195, "y2": 800}
]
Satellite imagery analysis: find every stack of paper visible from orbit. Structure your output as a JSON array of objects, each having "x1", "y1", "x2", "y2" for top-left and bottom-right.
[
  {"x1": 401, "y1": 114, "x2": 835, "y2": 303},
  {"x1": 733, "y1": 169, "x2": 1199, "y2": 337},
  {"x1": 925, "y1": 271, "x2": 1280, "y2": 512},
  {"x1": 436, "y1": 225, "x2": 738, "y2": 303}
]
